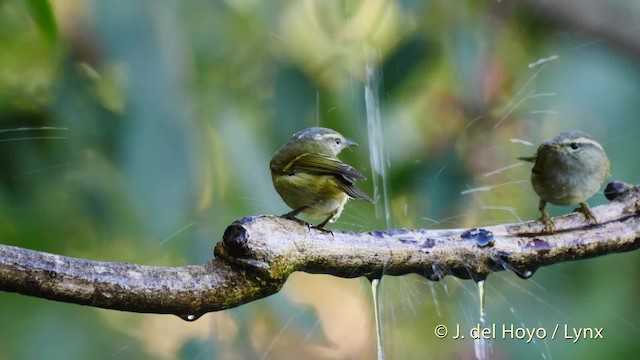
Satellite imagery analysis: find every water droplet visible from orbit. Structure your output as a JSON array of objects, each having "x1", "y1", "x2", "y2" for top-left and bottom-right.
[
  {"x1": 461, "y1": 228, "x2": 495, "y2": 247},
  {"x1": 513, "y1": 267, "x2": 537, "y2": 279},
  {"x1": 427, "y1": 264, "x2": 446, "y2": 281},
  {"x1": 178, "y1": 313, "x2": 203, "y2": 322}
]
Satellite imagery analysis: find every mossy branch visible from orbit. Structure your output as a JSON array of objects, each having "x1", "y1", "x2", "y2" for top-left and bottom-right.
[{"x1": 1, "y1": 183, "x2": 639, "y2": 320}]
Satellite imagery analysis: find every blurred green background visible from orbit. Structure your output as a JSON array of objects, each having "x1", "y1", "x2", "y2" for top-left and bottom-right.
[{"x1": 1, "y1": 0, "x2": 639, "y2": 359}]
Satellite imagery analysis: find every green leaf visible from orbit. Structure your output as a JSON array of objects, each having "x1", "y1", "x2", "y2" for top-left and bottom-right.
[{"x1": 26, "y1": 0, "x2": 58, "y2": 44}]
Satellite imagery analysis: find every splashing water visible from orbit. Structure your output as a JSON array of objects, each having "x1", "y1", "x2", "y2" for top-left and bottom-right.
[{"x1": 365, "y1": 59, "x2": 392, "y2": 228}]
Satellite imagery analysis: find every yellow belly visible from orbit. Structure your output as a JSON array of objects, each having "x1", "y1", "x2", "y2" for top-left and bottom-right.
[{"x1": 272, "y1": 172, "x2": 348, "y2": 217}]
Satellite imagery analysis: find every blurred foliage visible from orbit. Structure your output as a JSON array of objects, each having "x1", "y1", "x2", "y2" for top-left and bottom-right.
[
  {"x1": 26, "y1": 0, "x2": 58, "y2": 44},
  {"x1": 1, "y1": 0, "x2": 639, "y2": 359}
]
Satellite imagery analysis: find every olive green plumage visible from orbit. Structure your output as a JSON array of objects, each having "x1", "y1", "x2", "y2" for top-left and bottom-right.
[
  {"x1": 519, "y1": 130, "x2": 611, "y2": 232},
  {"x1": 270, "y1": 127, "x2": 372, "y2": 229}
]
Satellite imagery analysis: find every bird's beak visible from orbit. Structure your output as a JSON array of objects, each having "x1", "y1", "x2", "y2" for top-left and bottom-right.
[
  {"x1": 344, "y1": 138, "x2": 358, "y2": 147},
  {"x1": 541, "y1": 141, "x2": 560, "y2": 149}
]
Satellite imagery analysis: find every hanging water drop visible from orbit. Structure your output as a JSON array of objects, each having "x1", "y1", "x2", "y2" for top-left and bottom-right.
[
  {"x1": 178, "y1": 313, "x2": 203, "y2": 322},
  {"x1": 477, "y1": 280, "x2": 486, "y2": 324},
  {"x1": 514, "y1": 267, "x2": 538, "y2": 279},
  {"x1": 473, "y1": 279, "x2": 490, "y2": 360},
  {"x1": 371, "y1": 278, "x2": 385, "y2": 360}
]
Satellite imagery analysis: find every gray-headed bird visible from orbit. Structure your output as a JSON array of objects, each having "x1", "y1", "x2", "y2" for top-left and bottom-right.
[
  {"x1": 519, "y1": 130, "x2": 611, "y2": 232},
  {"x1": 270, "y1": 127, "x2": 372, "y2": 229}
]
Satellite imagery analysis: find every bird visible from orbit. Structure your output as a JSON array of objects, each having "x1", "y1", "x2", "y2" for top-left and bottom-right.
[
  {"x1": 519, "y1": 130, "x2": 611, "y2": 232},
  {"x1": 270, "y1": 127, "x2": 372, "y2": 230}
]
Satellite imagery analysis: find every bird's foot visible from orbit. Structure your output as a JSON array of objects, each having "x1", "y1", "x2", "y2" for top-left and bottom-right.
[
  {"x1": 280, "y1": 211, "x2": 310, "y2": 228},
  {"x1": 538, "y1": 212, "x2": 555, "y2": 233},
  {"x1": 312, "y1": 224, "x2": 334, "y2": 236},
  {"x1": 313, "y1": 214, "x2": 336, "y2": 236},
  {"x1": 574, "y1": 202, "x2": 598, "y2": 225}
]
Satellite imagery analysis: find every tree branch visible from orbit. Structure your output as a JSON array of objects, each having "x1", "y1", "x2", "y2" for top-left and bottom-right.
[{"x1": 1, "y1": 183, "x2": 639, "y2": 320}]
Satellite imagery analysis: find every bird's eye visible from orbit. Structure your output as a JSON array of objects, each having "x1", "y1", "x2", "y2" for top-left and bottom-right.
[
  {"x1": 334, "y1": 138, "x2": 342, "y2": 145},
  {"x1": 569, "y1": 142, "x2": 581, "y2": 150}
]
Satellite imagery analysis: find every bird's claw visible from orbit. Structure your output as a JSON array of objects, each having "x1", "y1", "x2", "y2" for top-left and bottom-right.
[
  {"x1": 574, "y1": 202, "x2": 598, "y2": 225},
  {"x1": 312, "y1": 225, "x2": 334, "y2": 236},
  {"x1": 280, "y1": 213, "x2": 311, "y2": 228},
  {"x1": 537, "y1": 208, "x2": 555, "y2": 233},
  {"x1": 539, "y1": 215, "x2": 555, "y2": 233}
]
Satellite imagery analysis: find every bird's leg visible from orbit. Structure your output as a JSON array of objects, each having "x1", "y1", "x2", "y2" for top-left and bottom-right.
[
  {"x1": 314, "y1": 214, "x2": 335, "y2": 235},
  {"x1": 281, "y1": 207, "x2": 310, "y2": 227},
  {"x1": 537, "y1": 200, "x2": 555, "y2": 233},
  {"x1": 574, "y1": 202, "x2": 598, "y2": 225}
]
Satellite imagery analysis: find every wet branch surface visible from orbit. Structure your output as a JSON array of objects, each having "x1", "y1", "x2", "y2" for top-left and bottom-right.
[{"x1": 1, "y1": 184, "x2": 639, "y2": 320}]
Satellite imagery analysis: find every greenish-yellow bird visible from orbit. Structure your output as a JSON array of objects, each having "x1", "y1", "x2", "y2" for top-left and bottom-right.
[
  {"x1": 270, "y1": 127, "x2": 372, "y2": 229},
  {"x1": 519, "y1": 130, "x2": 611, "y2": 232}
]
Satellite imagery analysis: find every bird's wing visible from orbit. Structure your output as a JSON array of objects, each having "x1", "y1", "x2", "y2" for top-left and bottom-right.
[
  {"x1": 337, "y1": 180, "x2": 373, "y2": 202},
  {"x1": 284, "y1": 153, "x2": 366, "y2": 179},
  {"x1": 285, "y1": 153, "x2": 373, "y2": 202}
]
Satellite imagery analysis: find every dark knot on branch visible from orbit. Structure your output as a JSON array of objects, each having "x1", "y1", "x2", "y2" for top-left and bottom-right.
[{"x1": 222, "y1": 222, "x2": 251, "y2": 257}]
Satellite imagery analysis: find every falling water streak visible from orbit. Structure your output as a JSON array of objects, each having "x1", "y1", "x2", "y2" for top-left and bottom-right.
[
  {"x1": 260, "y1": 313, "x2": 297, "y2": 360},
  {"x1": 428, "y1": 282, "x2": 442, "y2": 317},
  {"x1": 365, "y1": 61, "x2": 392, "y2": 228},
  {"x1": 494, "y1": 62, "x2": 550, "y2": 128},
  {"x1": 569, "y1": 38, "x2": 607, "y2": 51},
  {"x1": 158, "y1": 221, "x2": 196, "y2": 245},
  {"x1": 0, "y1": 136, "x2": 68, "y2": 143},
  {"x1": 481, "y1": 205, "x2": 523, "y2": 222},
  {"x1": 494, "y1": 89, "x2": 536, "y2": 128},
  {"x1": 482, "y1": 163, "x2": 523, "y2": 177},
  {"x1": 501, "y1": 63, "x2": 544, "y2": 113},
  {"x1": 371, "y1": 279, "x2": 385, "y2": 360},
  {"x1": 432, "y1": 165, "x2": 448, "y2": 181},
  {"x1": 478, "y1": 280, "x2": 486, "y2": 324},
  {"x1": 0, "y1": 126, "x2": 68, "y2": 133},
  {"x1": 460, "y1": 180, "x2": 528, "y2": 195},
  {"x1": 474, "y1": 280, "x2": 488, "y2": 360},
  {"x1": 510, "y1": 138, "x2": 535, "y2": 146},
  {"x1": 530, "y1": 110, "x2": 558, "y2": 115},
  {"x1": 528, "y1": 92, "x2": 556, "y2": 98},
  {"x1": 460, "y1": 186, "x2": 492, "y2": 195},
  {"x1": 316, "y1": 92, "x2": 320, "y2": 126},
  {"x1": 464, "y1": 115, "x2": 484, "y2": 130},
  {"x1": 365, "y1": 54, "x2": 390, "y2": 360},
  {"x1": 13, "y1": 163, "x2": 70, "y2": 178},
  {"x1": 527, "y1": 55, "x2": 559, "y2": 68}
]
